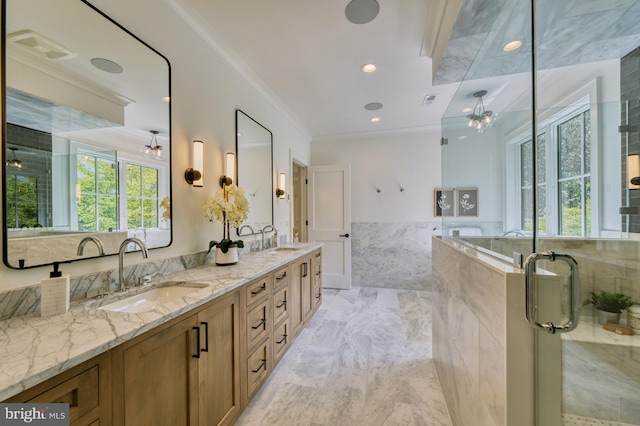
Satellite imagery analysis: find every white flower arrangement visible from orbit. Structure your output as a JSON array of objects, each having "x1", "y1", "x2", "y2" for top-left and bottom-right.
[{"x1": 202, "y1": 184, "x2": 250, "y2": 252}]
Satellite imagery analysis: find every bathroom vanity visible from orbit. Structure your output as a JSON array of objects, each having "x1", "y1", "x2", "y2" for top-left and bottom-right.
[{"x1": 1, "y1": 244, "x2": 322, "y2": 426}]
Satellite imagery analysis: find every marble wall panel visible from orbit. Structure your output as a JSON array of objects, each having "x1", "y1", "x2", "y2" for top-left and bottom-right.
[{"x1": 351, "y1": 222, "x2": 437, "y2": 290}]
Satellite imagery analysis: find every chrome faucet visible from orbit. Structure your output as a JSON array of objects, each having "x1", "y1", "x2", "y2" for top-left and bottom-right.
[
  {"x1": 261, "y1": 225, "x2": 278, "y2": 250},
  {"x1": 118, "y1": 238, "x2": 149, "y2": 292},
  {"x1": 238, "y1": 224, "x2": 255, "y2": 236},
  {"x1": 77, "y1": 236, "x2": 106, "y2": 256}
]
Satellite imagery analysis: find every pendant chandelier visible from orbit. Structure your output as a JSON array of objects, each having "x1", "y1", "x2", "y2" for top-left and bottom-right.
[
  {"x1": 466, "y1": 90, "x2": 497, "y2": 133},
  {"x1": 6, "y1": 147, "x2": 22, "y2": 168},
  {"x1": 143, "y1": 130, "x2": 163, "y2": 158}
]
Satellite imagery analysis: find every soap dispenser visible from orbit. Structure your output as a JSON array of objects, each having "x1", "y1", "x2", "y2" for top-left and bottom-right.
[{"x1": 41, "y1": 262, "x2": 70, "y2": 316}]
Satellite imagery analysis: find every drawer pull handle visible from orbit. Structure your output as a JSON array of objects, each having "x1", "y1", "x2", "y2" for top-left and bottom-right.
[
  {"x1": 315, "y1": 272, "x2": 321, "y2": 276},
  {"x1": 316, "y1": 294, "x2": 321, "y2": 299},
  {"x1": 192, "y1": 326, "x2": 201, "y2": 358},
  {"x1": 302, "y1": 262, "x2": 308, "y2": 277},
  {"x1": 252, "y1": 318, "x2": 266, "y2": 330},
  {"x1": 276, "y1": 301, "x2": 287, "y2": 309},
  {"x1": 201, "y1": 321, "x2": 209, "y2": 353},
  {"x1": 276, "y1": 271, "x2": 287, "y2": 281},
  {"x1": 315, "y1": 252, "x2": 321, "y2": 258},
  {"x1": 252, "y1": 359, "x2": 266, "y2": 373},
  {"x1": 251, "y1": 284, "x2": 267, "y2": 295},
  {"x1": 276, "y1": 334, "x2": 287, "y2": 345}
]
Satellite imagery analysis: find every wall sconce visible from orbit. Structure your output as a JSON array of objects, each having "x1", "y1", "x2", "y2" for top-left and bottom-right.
[
  {"x1": 220, "y1": 152, "x2": 235, "y2": 187},
  {"x1": 276, "y1": 173, "x2": 286, "y2": 199},
  {"x1": 185, "y1": 140, "x2": 204, "y2": 187},
  {"x1": 628, "y1": 154, "x2": 640, "y2": 189}
]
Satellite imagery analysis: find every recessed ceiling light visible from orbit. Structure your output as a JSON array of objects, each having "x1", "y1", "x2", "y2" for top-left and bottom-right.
[
  {"x1": 365, "y1": 102, "x2": 383, "y2": 110},
  {"x1": 361, "y1": 63, "x2": 377, "y2": 73},
  {"x1": 503, "y1": 40, "x2": 522, "y2": 52},
  {"x1": 91, "y1": 57, "x2": 123, "y2": 74},
  {"x1": 462, "y1": 107, "x2": 473, "y2": 113},
  {"x1": 459, "y1": 136, "x2": 467, "y2": 139},
  {"x1": 370, "y1": 117, "x2": 380, "y2": 123}
]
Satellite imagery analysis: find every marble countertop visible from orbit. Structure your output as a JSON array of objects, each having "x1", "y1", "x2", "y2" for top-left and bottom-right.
[{"x1": 0, "y1": 243, "x2": 321, "y2": 400}]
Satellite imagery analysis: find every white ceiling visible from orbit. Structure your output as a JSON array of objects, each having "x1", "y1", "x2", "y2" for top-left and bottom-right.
[{"x1": 172, "y1": 0, "x2": 461, "y2": 137}]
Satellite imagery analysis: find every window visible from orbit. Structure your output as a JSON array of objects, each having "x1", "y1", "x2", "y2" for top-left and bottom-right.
[
  {"x1": 77, "y1": 154, "x2": 118, "y2": 231},
  {"x1": 558, "y1": 110, "x2": 591, "y2": 236},
  {"x1": 513, "y1": 104, "x2": 591, "y2": 237},
  {"x1": 6, "y1": 174, "x2": 38, "y2": 228},
  {"x1": 126, "y1": 164, "x2": 159, "y2": 229}
]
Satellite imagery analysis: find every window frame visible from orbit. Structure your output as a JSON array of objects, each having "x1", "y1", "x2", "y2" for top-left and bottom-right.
[{"x1": 507, "y1": 93, "x2": 596, "y2": 237}]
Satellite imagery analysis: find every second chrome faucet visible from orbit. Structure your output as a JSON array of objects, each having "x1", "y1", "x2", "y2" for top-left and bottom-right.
[{"x1": 118, "y1": 238, "x2": 149, "y2": 292}]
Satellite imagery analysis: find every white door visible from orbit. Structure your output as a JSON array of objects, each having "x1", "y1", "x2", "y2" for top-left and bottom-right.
[{"x1": 307, "y1": 165, "x2": 351, "y2": 289}]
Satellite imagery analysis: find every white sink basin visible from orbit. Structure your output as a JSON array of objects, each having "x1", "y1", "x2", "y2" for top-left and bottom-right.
[{"x1": 99, "y1": 283, "x2": 206, "y2": 313}]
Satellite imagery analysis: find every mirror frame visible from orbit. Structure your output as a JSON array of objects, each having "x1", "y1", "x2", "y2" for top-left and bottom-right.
[
  {"x1": 235, "y1": 109, "x2": 273, "y2": 236},
  {"x1": 2, "y1": 0, "x2": 173, "y2": 269}
]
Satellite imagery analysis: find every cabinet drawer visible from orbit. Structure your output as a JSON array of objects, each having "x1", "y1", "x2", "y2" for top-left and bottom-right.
[
  {"x1": 273, "y1": 319, "x2": 289, "y2": 364},
  {"x1": 5, "y1": 352, "x2": 111, "y2": 426},
  {"x1": 273, "y1": 284, "x2": 289, "y2": 325},
  {"x1": 245, "y1": 275, "x2": 271, "y2": 307},
  {"x1": 246, "y1": 300, "x2": 269, "y2": 350},
  {"x1": 273, "y1": 266, "x2": 289, "y2": 291},
  {"x1": 246, "y1": 340, "x2": 270, "y2": 399},
  {"x1": 313, "y1": 282, "x2": 322, "y2": 308}
]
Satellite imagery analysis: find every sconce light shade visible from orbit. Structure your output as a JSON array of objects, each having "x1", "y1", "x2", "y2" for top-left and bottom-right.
[
  {"x1": 185, "y1": 140, "x2": 204, "y2": 187},
  {"x1": 220, "y1": 152, "x2": 236, "y2": 187},
  {"x1": 276, "y1": 172, "x2": 286, "y2": 199},
  {"x1": 629, "y1": 154, "x2": 640, "y2": 189}
]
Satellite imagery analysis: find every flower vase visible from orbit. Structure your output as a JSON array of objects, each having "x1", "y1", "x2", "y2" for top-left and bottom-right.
[{"x1": 216, "y1": 244, "x2": 238, "y2": 265}]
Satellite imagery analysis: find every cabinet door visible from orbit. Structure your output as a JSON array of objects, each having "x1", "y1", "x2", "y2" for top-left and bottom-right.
[
  {"x1": 112, "y1": 315, "x2": 199, "y2": 426},
  {"x1": 301, "y1": 256, "x2": 313, "y2": 323},
  {"x1": 198, "y1": 291, "x2": 241, "y2": 426},
  {"x1": 291, "y1": 255, "x2": 312, "y2": 336}
]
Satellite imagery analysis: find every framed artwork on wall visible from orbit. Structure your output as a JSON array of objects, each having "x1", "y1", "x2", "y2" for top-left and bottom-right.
[
  {"x1": 434, "y1": 188, "x2": 455, "y2": 217},
  {"x1": 457, "y1": 188, "x2": 478, "y2": 217}
]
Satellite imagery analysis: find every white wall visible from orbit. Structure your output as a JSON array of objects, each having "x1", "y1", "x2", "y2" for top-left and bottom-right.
[
  {"x1": 311, "y1": 129, "x2": 442, "y2": 222},
  {"x1": 0, "y1": 0, "x2": 312, "y2": 290}
]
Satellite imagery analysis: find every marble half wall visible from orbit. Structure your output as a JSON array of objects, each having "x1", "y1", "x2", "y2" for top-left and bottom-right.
[
  {"x1": 351, "y1": 222, "x2": 440, "y2": 291},
  {"x1": 432, "y1": 237, "x2": 535, "y2": 426}
]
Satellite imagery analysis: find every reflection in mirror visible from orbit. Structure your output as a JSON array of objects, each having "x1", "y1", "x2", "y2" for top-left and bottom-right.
[
  {"x1": 235, "y1": 110, "x2": 273, "y2": 235},
  {"x1": 3, "y1": 0, "x2": 171, "y2": 269}
]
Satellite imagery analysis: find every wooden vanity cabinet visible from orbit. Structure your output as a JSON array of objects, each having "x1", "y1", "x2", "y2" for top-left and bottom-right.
[
  {"x1": 5, "y1": 249, "x2": 322, "y2": 426},
  {"x1": 5, "y1": 352, "x2": 111, "y2": 426},
  {"x1": 111, "y1": 290, "x2": 241, "y2": 426},
  {"x1": 197, "y1": 290, "x2": 241, "y2": 426},
  {"x1": 111, "y1": 314, "x2": 200, "y2": 426},
  {"x1": 240, "y1": 274, "x2": 273, "y2": 406},
  {"x1": 290, "y1": 255, "x2": 313, "y2": 337},
  {"x1": 312, "y1": 249, "x2": 322, "y2": 312}
]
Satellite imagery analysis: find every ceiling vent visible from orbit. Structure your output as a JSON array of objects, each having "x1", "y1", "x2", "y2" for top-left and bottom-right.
[
  {"x1": 7, "y1": 30, "x2": 76, "y2": 61},
  {"x1": 422, "y1": 94, "x2": 437, "y2": 105}
]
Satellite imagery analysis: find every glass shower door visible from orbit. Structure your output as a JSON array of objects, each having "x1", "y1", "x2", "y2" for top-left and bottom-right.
[{"x1": 528, "y1": 1, "x2": 640, "y2": 424}]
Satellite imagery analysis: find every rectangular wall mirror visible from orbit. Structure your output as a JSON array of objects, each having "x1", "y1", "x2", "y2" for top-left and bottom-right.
[
  {"x1": 236, "y1": 110, "x2": 273, "y2": 235},
  {"x1": 3, "y1": 0, "x2": 172, "y2": 269}
]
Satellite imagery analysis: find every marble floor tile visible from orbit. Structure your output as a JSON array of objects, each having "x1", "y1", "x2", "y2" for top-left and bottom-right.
[{"x1": 235, "y1": 287, "x2": 452, "y2": 426}]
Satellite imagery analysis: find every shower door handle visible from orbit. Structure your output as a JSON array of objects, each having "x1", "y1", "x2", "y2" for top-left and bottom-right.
[{"x1": 524, "y1": 251, "x2": 579, "y2": 334}]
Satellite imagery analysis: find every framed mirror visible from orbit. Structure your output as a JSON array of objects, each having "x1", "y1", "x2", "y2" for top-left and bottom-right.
[
  {"x1": 235, "y1": 110, "x2": 273, "y2": 235},
  {"x1": 2, "y1": 0, "x2": 172, "y2": 269}
]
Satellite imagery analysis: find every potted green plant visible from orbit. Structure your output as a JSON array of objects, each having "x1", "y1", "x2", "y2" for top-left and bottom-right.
[
  {"x1": 582, "y1": 290, "x2": 637, "y2": 325},
  {"x1": 202, "y1": 184, "x2": 250, "y2": 265}
]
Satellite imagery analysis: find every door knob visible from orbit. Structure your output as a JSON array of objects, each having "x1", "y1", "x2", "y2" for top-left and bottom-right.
[{"x1": 339, "y1": 233, "x2": 350, "y2": 238}]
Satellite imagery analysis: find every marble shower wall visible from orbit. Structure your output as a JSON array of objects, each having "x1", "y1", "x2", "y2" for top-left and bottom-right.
[
  {"x1": 351, "y1": 222, "x2": 439, "y2": 291},
  {"x1": 432, "y1": 237, "x2": 534, "y2": 426}
]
